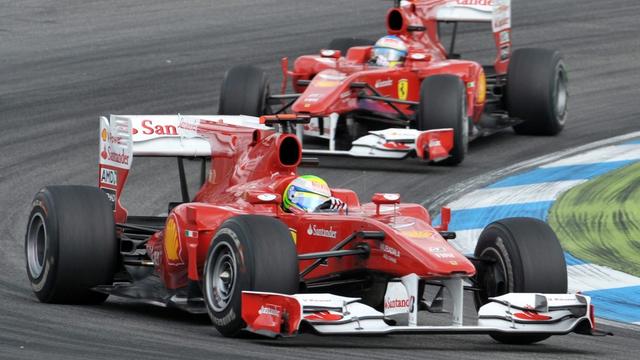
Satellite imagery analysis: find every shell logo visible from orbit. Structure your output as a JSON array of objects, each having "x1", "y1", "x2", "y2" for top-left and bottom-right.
[
  {"x1": 101, "y1": 128, "x2": 108, "y2": 142},
  {"x1": 164, "y1": 217, "x2": 183, "y2": 264}
]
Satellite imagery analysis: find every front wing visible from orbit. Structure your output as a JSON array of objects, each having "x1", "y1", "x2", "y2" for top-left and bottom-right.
[
  {"x1": 294, "y1": 113, "x2": 454, "y2": 161},
  {"x1": 241, "y1": 291, "x2": 596, "y2": 338}
]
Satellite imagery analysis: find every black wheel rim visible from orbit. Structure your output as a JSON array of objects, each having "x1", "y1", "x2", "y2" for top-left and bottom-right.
[
  {"x1": 477, "y1": 247, "x2": 508, "y2": 303},
  {"x1": 555, "y1": 66, "x2": 568, "y2": 124},
  {"x1": 26, "y1": 213, "x2": 47, "y2": 279},
  {"x1": 205, "y1": 241, "x2": 237, "y2": 312}
]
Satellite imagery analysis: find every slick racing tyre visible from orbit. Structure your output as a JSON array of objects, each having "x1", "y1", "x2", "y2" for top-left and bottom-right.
[
  {"x1": 474, "y1": 217, "x2": 568, "y2": 344},
  {"x1": 25, "y1": 186, "x2": 117, "y2": 304},
  {"x1": 418, "y1": 74, "x2": 468, "y2": 165},
  {"x1": 507, "y1": 48, "x2": 568, "y2": 135},
  {"x1": 203, "y1": 215, "x2": 299, "y2": 337},
  {"x1": 327, "y1": 37, "x2": 374, "y2": 55},
  {"x1": 218, "y1": 64, "x2": 270, "y2": 116}
]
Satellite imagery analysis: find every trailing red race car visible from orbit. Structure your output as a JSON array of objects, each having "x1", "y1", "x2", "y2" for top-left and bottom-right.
[
  {"x1": 26, "y1": 114, "x2": 604, "y2": 344},
  {"x1": 218, "y1": 0, "x2": 568, "y2": 165}
]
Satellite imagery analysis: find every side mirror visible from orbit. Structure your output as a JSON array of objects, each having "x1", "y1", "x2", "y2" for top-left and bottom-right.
[
  {"x1": 320, "y1": 49, "x2": 342, "y2": 59},
  {"x1": 372, "y1": 193, "x2": 400, "y2": 216}
]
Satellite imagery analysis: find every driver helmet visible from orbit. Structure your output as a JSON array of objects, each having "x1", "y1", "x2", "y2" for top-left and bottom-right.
[
  {"x1": 372, "y1": 35, "x2": 408, "y2": 68},
  {"x1": 283, "y1": 175, "x2": 331, "y2": 213}
]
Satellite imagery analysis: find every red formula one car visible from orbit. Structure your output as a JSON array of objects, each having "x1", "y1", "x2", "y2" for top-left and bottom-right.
[
  {"x1": 218, "y1": 0, "x2": 568, "y2": 165},
  {"x1": 25, "y1": 114, "x2": 601, "y2": 344}
]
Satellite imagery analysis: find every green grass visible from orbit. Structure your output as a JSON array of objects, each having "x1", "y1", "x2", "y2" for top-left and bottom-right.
[{"x1": 548, "y1": 162, "x2": 640, "y2": 277}]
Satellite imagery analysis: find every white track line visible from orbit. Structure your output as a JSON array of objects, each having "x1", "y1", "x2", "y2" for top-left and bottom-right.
[
  {"x1": 446, "y1": 180, "x2": 587, "y2": 210},
  {"x1": 540, "y1": 143, "x2": 640, "y2": 167}
]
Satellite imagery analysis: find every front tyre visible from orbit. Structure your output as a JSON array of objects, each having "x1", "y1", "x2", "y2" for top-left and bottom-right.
[
  {"x1": 507, "y1": 48, "x2": 568, "y2": 135},
  {"x1": 25, "y1": 186, "x2": 117, "y2": 304},
  {"x1": 417, "y1": 75, "x2": 468, "y2": 166},
  {"x1": 474, "y1": 217, "x2": 567, "y2": 344},
  {"x1": 203, "y1": 215, "x2": 299, "y2": 337}
]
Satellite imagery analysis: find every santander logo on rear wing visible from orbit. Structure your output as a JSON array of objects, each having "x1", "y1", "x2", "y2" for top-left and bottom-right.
[{"x1": 432, "y1": 0, "x2": 511, "y2": 32}]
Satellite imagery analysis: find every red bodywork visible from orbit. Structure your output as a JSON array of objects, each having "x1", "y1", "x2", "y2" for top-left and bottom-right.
[
  {"x1": 123, "y1": 119, "x2": 474, "y2": 291},
  {"x1": 281, "y1": 0, "x2": 509, "y2": 124}
]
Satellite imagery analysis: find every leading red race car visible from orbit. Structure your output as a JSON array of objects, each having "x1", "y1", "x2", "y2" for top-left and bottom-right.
[
  {"x1": 218, "y1": 0, "x2": 568, "y2": 165},
  {"x1": 25, "y1": 114, "x2": 603, "y2": 344}
]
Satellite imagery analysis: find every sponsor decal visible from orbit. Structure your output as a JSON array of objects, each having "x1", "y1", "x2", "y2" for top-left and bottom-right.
[
  {"x1": 401, "y1": 230, "x2": 432, "y2": 238},
  {"x1": 211, "y1": 309, "x2": 236, "y2": 326},
  {"x1": 101, "y1": 128, "x2": 108, "y2": 142},
  {"x1": 304, "y1": 311, "x2": 343, "y2": 321},
  {"x1": 184, "y1": 230, "x2": 198, "y2": 238},
  {"x1": 430, "y1": 246, "x2": 456, "y2": 259},
  {"x1": 513, "y1": 311, "x2": 552, "y2": 321},
  {"x1": 500, "y1": 45, "x2": 510, "y2": 61},
  {"x1": 304, "y1": 93, "x2": 322, "y2": 103},
  {"x1": 449, "y1": 260, "x2": 458, "y2": 265},
  {"x1": 132, "y1": 120, "x2": 179, "y2": 136},
  {"x1": 340, "y1": 90, "x2": 351, "y2": 99},
  {"x1": 101, "y1": 145, "x2": 130, "y2": 166},
  {"x1": 381, "y1": 243, "x2": 401, "y2": 263},
  {"x1": 315, "y1": 80, "x2": 340, "y2": 88},
  {"x1": 100, "y1": 188, "x2": 116, "y2": 212},
  {"x1": 32, "y1": 199, "x2": 48, "y2": 216},
  {"x1": 492, "y1": 0, "x2": 511, "y2": 32},
  {"x1": 382, "y1": 142, "x2": 410, "y2": 150},
  {"x1": 385, "y1": 297, "x2": 414, "y2": 310},
  {"x1": 100, "y1": 168, "x2": 118, "y2": 187},
  {"x1": 164, "y1": 217, "x2": 183, "y2": 265},
  {"x1": 307, "y1": 224, "x2": 337, "y2": 239},
  {"x1": 318, "y1": 73, "x2": 346, "y2": 81},
  {"x1": 258, "y1": 305, "x2": 281, "y2": 317},
  {"x1": 499, "y1": 30, "x2": 510, "y2": 44},
  {"x1": 456, "y1": 0, "x2": 493, "y2": 5},
  {"x1": 384, "y1": 282, "x2": 413, "y2": 316},
  {"x1": 397, "y1": 79, "x2": 409, "y2": 101},
  {"x1": 289, "y1": 228, "x2": 297, "y2": 244},
  {"x1": 429, "y1": 139, "x2": 443, "y2": 148},
  {"x1": 375, "y1": 79, "x2": 393, "y2": 88}
]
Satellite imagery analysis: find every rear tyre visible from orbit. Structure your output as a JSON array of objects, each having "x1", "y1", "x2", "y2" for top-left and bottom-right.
[
  {"x1": 203, "y1": 215, "x2": 299, "y2": 337},
  {"x1": 417, "y1": 75, "x2": 468, "y2": 165},
  {"x1": 218, "y1": 65, "x2": 270, "y2": 116},
  {"x1": 474, "y1": 217, "x2": 567, "y2": 344},
  {"x1": 507, "y1": 48, "x2": 568, "y2": 135},
  {"x1": 25, "y1": 186, "x2": 117, "y2": 304},
  {"x1": 327, "y1": 38, "x2": 374, "y2": 55}
]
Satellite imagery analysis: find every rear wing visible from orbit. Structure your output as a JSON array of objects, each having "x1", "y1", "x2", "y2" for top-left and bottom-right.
[
  {"x1": 429, "y1": 0, "x2": 511, "y2": 31},
  {"x1": 424, "y1": 0, "x2": 512, "y2": 73},
  {"x1": 98, "y1": 114, "x2": 267, "y2": 222}
]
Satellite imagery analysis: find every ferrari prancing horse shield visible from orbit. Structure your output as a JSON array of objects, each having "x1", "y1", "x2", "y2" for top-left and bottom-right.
[{"x1": 397, "y1": 79, "x2": 409, "y2": 101}]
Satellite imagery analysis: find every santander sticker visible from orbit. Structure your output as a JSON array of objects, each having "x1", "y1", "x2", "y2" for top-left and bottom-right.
[
  {"x1": 384, "y1": 282, "x2": 412, "y2": 316},
  {"x1": 307, "y1": 224, "x2": 337, "y2": 239}
]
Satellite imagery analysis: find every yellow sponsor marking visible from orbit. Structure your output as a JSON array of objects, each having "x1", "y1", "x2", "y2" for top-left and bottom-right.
[{"x1": 397, "y1": 79, "x2": 409, "y2": 101}]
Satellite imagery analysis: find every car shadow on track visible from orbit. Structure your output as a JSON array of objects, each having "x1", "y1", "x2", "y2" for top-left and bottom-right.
[{"x1": 251, "y1": 334, "x2": 597, "y2": 355}]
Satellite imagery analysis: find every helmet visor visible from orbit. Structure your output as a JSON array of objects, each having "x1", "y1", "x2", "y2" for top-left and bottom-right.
[
  {"x1": 373, "y1": 47, "x2": 406, "y2": 62},
  {"x1": 289, "y1": 189, "x2": 328, "y2": 212}
]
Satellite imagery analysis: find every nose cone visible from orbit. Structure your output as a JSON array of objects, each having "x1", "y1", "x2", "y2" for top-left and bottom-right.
[
  {"x1": 369, "y1": 220, "x2": 476, "y2": 278},
  {"x1": 291, "y1": 70, "x2": 348, "y2": 115}
]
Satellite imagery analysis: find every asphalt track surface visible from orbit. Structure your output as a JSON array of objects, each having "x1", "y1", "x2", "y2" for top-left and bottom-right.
[{"x1": 1, "y1": 0, "x2": 639, "y2": 359}]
